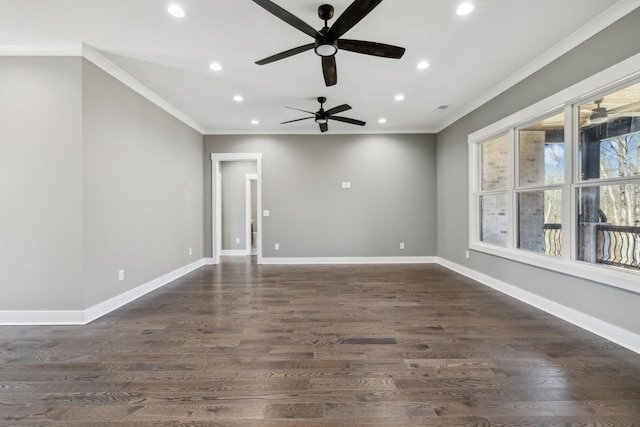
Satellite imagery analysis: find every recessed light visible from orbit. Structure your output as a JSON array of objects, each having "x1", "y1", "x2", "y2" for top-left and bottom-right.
[
  {"x1": 209, "y1": 62, "x2": 222, "y2": 71},
  {"x1": 394, "y1": 94, "x2": 405, "y2": 101},
  {"x1": 378, "y1": 118, "x2": 387, "y2": 124},
  {"x1": 168, "y1": 4, "x2": 186, "y2": 18},
  {"x1": 456, "y1": 2, "x2": 474, "y2": 16},
  {"x1": 417, "y1": 61, "x2": 430, "y2": 70},
  {"x1": 233, "y1": 95, "x2": 244, "y2": 102},
  {"x1": 251, "y1": 120, "x2": 259, "y2": 125}
]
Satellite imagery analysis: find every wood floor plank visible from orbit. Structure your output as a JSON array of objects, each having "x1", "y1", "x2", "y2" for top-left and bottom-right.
[{"x1": 1, "y1": 258, "x2": 639, "y2": 424}]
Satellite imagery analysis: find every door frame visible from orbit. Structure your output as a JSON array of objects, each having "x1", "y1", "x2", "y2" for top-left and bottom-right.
[
  {"x1": 211, "y1": 153, "x2": 262, "y2": 264},
  {"x1": 245, "y1": 173, "x2": 258, "y2": 256}
]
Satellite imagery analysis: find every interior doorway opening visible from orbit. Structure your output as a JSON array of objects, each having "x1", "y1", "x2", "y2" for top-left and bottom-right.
[{"x1": 211, "y1": 153, "x2": 262, "y2": 265}]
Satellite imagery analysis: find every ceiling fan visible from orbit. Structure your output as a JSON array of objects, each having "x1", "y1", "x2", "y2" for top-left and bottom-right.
[
  {"x1": 582, "y1": 99, "x2": 640, "y2": 128},
  {"x1": 282, "y1": 97, "x2": 365, "y2": 132},
  {"x1": 252, "y1": 0, "x2": 406, "y2": 86}
]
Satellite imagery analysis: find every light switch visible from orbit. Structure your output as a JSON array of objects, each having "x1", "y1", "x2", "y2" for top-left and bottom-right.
[
  {"x1": 263, "y1": 210, "x2": 270, "y2": 217},
  {"x1": 341, "y1": 182, "x2": 347, "y2": 189},
  {"x1": 346, "y1": 182, "x2": 351, "y2": 189}
]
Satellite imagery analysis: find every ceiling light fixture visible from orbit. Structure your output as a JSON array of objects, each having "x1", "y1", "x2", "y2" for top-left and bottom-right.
[
  {"x1": 378, "y1": 118, "x2": 387, "y2": 124},
  {"x1": 168, "y1": 4, "x2": 186, "y2": 18},
  {"x1": 209, "y1": 62, "x2": 222, "y2": 71},
  {"x1": 233, "y1": 95, "x2": 243, "y2": 102},
  {"x1": 395, "y1": 94, "x2": 405, "y2": 101},
  {"x1": 315, "y1": 116, "x2": 328, "y2": 124},
  {"x1": 314, "y1": 41, "x2": 338, "y2": 57},
  {"x1": 456, "y1": 2, "x2": 474, "y2": 16},
  {"x1": 417, "y1": 61, "x2": 430, "y2": 70},
  {"x1": 251, "y1": 120, "x2": 259, "y2": 125}
]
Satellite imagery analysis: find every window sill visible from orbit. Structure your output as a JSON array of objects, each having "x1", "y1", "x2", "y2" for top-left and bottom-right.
[{"x1": 469, "y1": 242, "x2": 640, "y2": 295}]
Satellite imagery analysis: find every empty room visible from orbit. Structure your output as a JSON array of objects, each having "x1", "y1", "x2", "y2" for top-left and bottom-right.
[{"x1": 1, "y1": 0, "x2": 640, "y2": 425}]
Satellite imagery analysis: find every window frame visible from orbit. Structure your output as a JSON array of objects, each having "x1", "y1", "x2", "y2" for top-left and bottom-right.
[{"x1": 468, "y1": 52, "x2": 640, "y2": 294}]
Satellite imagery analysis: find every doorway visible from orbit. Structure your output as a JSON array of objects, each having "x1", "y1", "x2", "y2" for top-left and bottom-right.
[{"x1": 211, "y1": 153, "x2": 262, "y2": 264}]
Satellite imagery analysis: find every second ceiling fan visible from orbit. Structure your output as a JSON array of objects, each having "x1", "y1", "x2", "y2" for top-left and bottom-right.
[
  {"x1": 282, "y1": 97, "x2": 365, "y2": 133},
  {"x1": 253, "y1": 0, "x2": 406, "y2": 86}
]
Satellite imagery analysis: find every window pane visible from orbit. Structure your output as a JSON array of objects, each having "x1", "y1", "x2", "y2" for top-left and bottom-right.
[
  {"x1": 517, "y1": 190, "x2": 562, "y2": 256},
  {"x1": 577, "y1": 184, "x2": 640, "y2": 270},
  {"x1": 519, "y1": 112, "x2": 565, "y2": 187},
  {"x1": 578, "y1": 82, "x2": 640, "y2": 181},
  {"x1": 481, "y1": 134, "x2": 509, "y2": 191},
  {"x1": 480, "y1": 193, "x2": 508, "y2": 247}
]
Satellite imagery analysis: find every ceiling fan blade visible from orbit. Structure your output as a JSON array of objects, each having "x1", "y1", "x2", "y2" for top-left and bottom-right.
[
  {"x1": 252, "y1": 0, "x2": 321, "y2": 39},
  {"x1": 320, "y1": 122, "x2": 329, "y2": 133},
  {"x1": 285, "y1": 106, "x2": 316, "y2": 115},
  {"x1": 281, "y1": 117, "x2": 314, "y2": 124},
  {"x1": 609, "y1": 100, "x2": 640, "y2": 114},
  {"x1": 256, "y1": 43, "x2": 315, "y2": 65},
  {"x1": 609, "y1": 112, "x2": 640, "y2": 118},
  {"x1": 329, "y1": 115, "x2": 366, "y2": 126},
  {"x1": 327, "y1": 0, "x2": 384, "y2": 39},
  {"x1": 325, "y1": 104, "x2": 351, "y2": 115},
  {"x1": 322, "y1": 56, "x2": 337, "y2": 86},
  {"x1": 339, "y1": 39, "x2": 405, "y2": 59}
]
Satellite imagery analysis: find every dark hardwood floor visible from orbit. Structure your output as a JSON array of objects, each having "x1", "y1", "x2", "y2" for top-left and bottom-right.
[{"x1": 1, "y1": 257, "x2": 640, "y2": 426}]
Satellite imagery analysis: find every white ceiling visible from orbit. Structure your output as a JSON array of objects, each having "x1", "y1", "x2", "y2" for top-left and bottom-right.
[{"x1": 1, "y1": 0, "x2": 636, "y2": 135}]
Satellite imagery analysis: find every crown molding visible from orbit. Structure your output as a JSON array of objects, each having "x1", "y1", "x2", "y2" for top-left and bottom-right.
[
  {"x1": 435, "y1": 0, "x2": 640, "y2": 133},
  {"x1": 81, "y1": 44, "x2": 205, "y2": 134},
  {"x1": 0, "y1": 42, "x2": 205, "y2": 134}
]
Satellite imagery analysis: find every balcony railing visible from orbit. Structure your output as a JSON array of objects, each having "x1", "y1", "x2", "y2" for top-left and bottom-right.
[
  {"x1": 543, "y1": 223, "x2": 562, "y2": 257},
  {"x1": 596, "y1": 224, "x2": 640, "y2": 270},
  {"x1": 544, "y1": 223, "x2": 640, "y2": 271}
]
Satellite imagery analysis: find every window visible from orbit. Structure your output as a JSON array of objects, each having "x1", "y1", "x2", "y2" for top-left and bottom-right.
[
  {"x1": 576, "y1": 82, "x2": 640, "y2": 270},
  {"x1": 468, "y1": 53, "x2": 640, "y2": 294},
  {"x1": 516, "y1": 113, "x2": 565, "y2": 256},
  {"x1": 479, "y1": 134, "x2": 509, "y2": 246}
]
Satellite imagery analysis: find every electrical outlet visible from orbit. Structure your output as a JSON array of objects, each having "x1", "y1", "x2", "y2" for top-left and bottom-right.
[
  {"x1": 465, "y1": 250, "x2": 470, "y2": 259},
  {"x1": 400, "y1": 242, "x2": 405, "y2": 249},
  {"x1": 189, "y1": 248, "x2": 193, "y2": 255},
  {"x1": 118, "y1": 270, "x2": 124, "y2": 281},
  {"x1": 274, "y1": 243, "x2": 280, "y2": 250},
  {"x1": 236, "y1": 238, "x2": 240, "y2": 244}
]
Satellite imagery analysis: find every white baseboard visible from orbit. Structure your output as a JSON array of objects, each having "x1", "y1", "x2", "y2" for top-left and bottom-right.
[
  {"x1": 436, "y1": 257, "x2": 640, "y2": 355},
  {"x1": 83, "y1": 258, "x2": 208, "y2": 324},
  {"x1": 0, "y1": 258, "x2": 210, "y2": 326},
  {"x1": 0, "y1": 310, "x2": 86, "y2": 325},
  {"x1": 261, "y1": 256, "x2": 437, "y2": 265}
]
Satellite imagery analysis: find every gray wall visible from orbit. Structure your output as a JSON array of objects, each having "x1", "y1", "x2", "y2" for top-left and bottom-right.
[
  {"x1": 204, "y1": 134, "x2": 437, "y2": 258},
  {"x1": 436, "y1": 7, "x2": 640, "y2": 334},
  {"x1": 0, "y1": 56, "x2": 204, "y2": 312},
  {"x1": 221, "y1": 161, "x2": 256, "y2": 251},
  {"x1": 0, "y1": 57, "x2": 84, "y2": 310},
  {"x1": 82, "y1": 59, "x2": 204, "y2": 308}
]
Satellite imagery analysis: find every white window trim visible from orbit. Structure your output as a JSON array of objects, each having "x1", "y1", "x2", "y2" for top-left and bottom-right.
[{"x1": 469, "y1": 51, "x2": 640, "y2": 295}]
